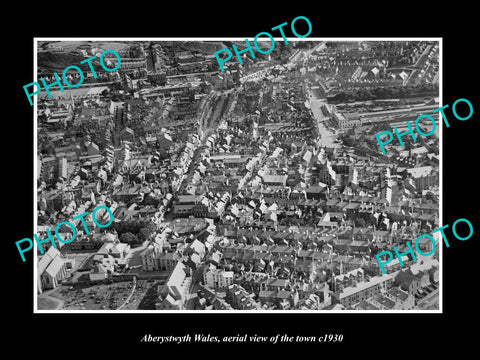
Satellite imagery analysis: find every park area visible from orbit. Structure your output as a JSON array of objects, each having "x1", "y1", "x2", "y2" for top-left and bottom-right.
[{"x1": 45, "y1": 279, "x2": 161, "y2": 310}]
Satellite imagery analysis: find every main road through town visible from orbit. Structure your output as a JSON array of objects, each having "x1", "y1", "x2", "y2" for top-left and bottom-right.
[
  {"x1": 308, "y1": 92, "x2": 339, "y2": 149},
  {"x1": 290, "y1": 44, "x2": 342, "y2": 150}
]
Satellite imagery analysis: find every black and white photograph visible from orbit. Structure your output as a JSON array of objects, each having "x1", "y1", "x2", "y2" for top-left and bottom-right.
[{"x1": 32, "y1": 38, "x2": 441, "y2": 313}]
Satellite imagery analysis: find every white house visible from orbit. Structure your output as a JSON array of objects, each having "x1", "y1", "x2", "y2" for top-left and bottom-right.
[{"x1": 204, "y1": 268, "x2": 234, "y2": 289}]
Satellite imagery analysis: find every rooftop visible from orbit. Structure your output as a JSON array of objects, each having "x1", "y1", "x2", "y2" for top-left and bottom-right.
[{"x1": 339, "y1": 273, "x2": 394, "y2": 299}]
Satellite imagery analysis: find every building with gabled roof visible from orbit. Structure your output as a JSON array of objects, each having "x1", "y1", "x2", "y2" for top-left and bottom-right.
[
  {"x1": 185, "y1": 239, "x2": 206, "y2": 258},
  {"x1": 394, "y1": 269, "x2": 421, "y2": 296},
  {"x1": 98, "y1": 242, "x2": 131, "y2": 260},
  {"x1": 155, "y1": 261, "x2": 190, "y2": 310},
  {"x1": 385, "y1": 286, "x2": 415, "y2": 310},
  {"x1": 225, "y1": 284, "x2": 258, "y2": 310},
  {"x1": 204, "y1": 268, "x2": 234, "y2": 289},
  {"x1": 333, "y1": 272, "x2": 395, "y2": 308},
  {"x1": 38, "y1": 247, "x2": 68, "y2": 294},
  {"x1": 89, "y1": 264, "x2": 109, "y2": 281}
]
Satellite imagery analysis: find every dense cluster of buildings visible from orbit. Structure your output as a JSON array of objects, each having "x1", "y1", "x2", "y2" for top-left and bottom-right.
[
  {"x1": 305, "y1": 41, "x2": 439, "y2": 91},
  {"x1": 36, "y1": 40, "x2": 440, "y2": 311}
]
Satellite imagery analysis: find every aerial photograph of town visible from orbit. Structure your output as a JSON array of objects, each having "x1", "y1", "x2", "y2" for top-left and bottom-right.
[{"x1": 35, "y1": 39, "x2": 440, "y2": 311}]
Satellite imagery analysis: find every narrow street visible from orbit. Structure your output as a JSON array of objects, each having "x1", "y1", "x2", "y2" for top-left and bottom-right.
[
  {"x1": 293, "y1": 45, "x2": 342, "y2": 149},
  {"x1": 309, "y1": 92, "x2": 341, "y2": 149}
]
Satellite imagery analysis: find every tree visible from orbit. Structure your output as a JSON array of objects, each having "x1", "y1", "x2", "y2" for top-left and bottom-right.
[
  {"x1": 112, "y1": 220, "x2": 142, "y2": 236},
  {"x1": 341, "y1": 136, "x2": 356, "y2": 147},
  {"x1": 139, "y1": 220, "x2": 157, "y2": 240},
  {"x1": 354, "y1": 217, "x2": 366, "y2": 228},
  {"x1": 120, "y1": 232, "x2": 139, "y2": 245},
  {"x1": 364, "y1": 214, "x2": 378, "y2": 226}
]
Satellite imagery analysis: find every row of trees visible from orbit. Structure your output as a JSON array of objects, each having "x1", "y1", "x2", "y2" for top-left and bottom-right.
[{"x1": 329, "y1": 84, "x2": 438, "y2": 103}]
